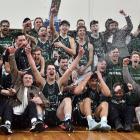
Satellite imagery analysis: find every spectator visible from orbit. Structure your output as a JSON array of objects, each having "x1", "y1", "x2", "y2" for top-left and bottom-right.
[{"x1": 103, "y1": 10, "x2": 133, "y2": 58}]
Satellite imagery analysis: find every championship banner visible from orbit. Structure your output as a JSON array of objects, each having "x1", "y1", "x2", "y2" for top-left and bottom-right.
[
  {"x1": 49, "y1": 0, "x2": 61, "y2": 17},
  {"x1": 44, "y1": 0, "x2": 61, "y2": 32}
]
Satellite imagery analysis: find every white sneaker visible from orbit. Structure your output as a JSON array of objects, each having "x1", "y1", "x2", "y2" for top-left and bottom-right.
[
  {"x1": 88, "y1": 119, "x2": 101, "y2": 131},
  {"x1": 30, "y1": 121, "x2": 44, "y2": 132},
  {"x1": 99, "y1": 121, "x2": 111, "y2": 131}
]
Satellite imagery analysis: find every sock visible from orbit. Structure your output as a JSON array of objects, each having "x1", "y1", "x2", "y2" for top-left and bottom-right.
[
  {"x1": 64, "y1": 113, "x2": 71, "y2": 121},
  {"x1": 101, "y1": 116, "x2": 107, "y2": 123},
  {"x1": 86, "y1": 115, "x2": 92, "y2": 121},
  {"x1": 38, "y1": 113, "x2": 43, "y2": 121},
  {"x1": 31, "y1": 118, "x2": 37, "y2": 124},
  {"x1": 5, "y1": 120, "x2": 11, "y2": 126}
]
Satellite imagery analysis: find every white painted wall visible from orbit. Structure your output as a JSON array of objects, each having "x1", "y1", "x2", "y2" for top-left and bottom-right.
[{"x1": 0, "y1": 0, "x2": 140, "y2": 32}]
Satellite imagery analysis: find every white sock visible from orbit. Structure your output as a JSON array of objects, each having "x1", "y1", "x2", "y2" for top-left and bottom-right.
[
  {"x1": 38, "y1": 113, "x2": 43, "y2": 121},
  {"x1": 86, "y1": 115, "x2": 93, "y2": 121},
  {"x1": 31, "y1": 118, "x2": 37, "y2": 124},
  {"x1": 101, "y1": 116, "x2": 107, "y2": 122},
  {"x1": 5, "y1": 120, "x2": 11, "y2": 125},
  {"x1": 64, "y1": 113, "x2": 71, "y2": 121}
]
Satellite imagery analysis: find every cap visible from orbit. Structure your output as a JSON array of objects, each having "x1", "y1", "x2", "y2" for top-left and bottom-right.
[
  {"x1": 23, "y1": 17, "x2": 31, "y2": 23},
  {"x1": 59, "y1": 20, "x2": 70, "y2": 27}
]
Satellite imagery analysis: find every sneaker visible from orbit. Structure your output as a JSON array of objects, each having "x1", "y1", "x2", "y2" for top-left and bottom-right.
[
  {"x1": 0, "y1": 124, "x2": 13, "y2": 135},
  {"x1": 124, "y1": 123, "x2": 132, "y2": 132},
  {"x1": 99, "y1": 121, "x2": 111, "y2": 131},
  {"x1": 30, "y1": 121, "x2": 44, "y2": 132},
  {"x1": 114, "y1": 119, "x2": 123, "y2": 131},
  {"x1": 63, "y1": 119, "x2": 74, "y2": 132},
  {"x1": 88, "y1": 119, "x2": 101, "y2": 131}
]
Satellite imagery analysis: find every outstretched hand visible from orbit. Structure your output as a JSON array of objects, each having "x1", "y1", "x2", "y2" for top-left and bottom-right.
[
  {"x1": 119, "y1": 9, "x2": 127, "y2": 16},
  {"x1": 50, "y1": 6, "x2": 57, "y2": 15}
]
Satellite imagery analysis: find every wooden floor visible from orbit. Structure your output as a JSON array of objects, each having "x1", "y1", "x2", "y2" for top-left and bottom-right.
[{"x1": 0, "y1": 128, "x2": 140, "y2": 140}]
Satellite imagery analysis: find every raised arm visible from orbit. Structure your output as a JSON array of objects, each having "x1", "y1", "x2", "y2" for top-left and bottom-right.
[
  {"x1": 58, "y1": 47, "x2": 84, "y2": 87},
  {"x1": 26, "y1": 34, "x2": 37, "y2": 48},
  {"x1": 49, "y1": 7, "x2": 57, "y2": 35},
  {"x1": 85, "y1": 43, "x2": 93, "y2": 69},
  {"x1": 97, "y1": 71, "x2": 112, "y2": 97},
  {"x1": 120, "y1": 9, "x2": 133, "y2": 34},
  {"x1": 39, "y1": 56, "x2": 45, "y2": 77},
  {"x1": 8, "y1": 47, "x2": 19, "y2": 80},
  {"x1": 123, "y1": 58, "x2": 140, "y2": 96},
  {"x1": 123, "y1": 58, "x2": 137, "y2": 88},
  {"x1": 25, "y1": 45, "x2": 46, "y2": 87}
]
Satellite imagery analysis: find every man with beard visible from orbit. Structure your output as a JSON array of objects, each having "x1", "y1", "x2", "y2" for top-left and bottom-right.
[
  {"x1": 56, "y1": 55, "x2": 69, "y2": 78},
  {"x1": 103, "y1": 10, "x2": 133, "y2": 58},
  {"x1": 26, "y1": 45, "x2": 84, "y2": 132},
  {"x1": 22, "y1": 18, "x2": 32, "y2": 36},
  {"x1": 0, "y1": 20, "x2": 13, "y2": 55},
  {"x1": 56, "y1": 55, "x2": 74, "y2": 102},
  {"x1": 22, "y1": 18, "x2": 37, "y2": 48}
]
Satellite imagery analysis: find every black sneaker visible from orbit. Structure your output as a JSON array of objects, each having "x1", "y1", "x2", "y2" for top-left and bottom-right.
[
  {"x1": 124, "y1": 124, "x2": 132, "y2": 132},
  {"x1": 30, "y1": 121, "x2": 44, "y2": 132},
  {"x1": 63, "y1": 119, "x2": 74, "y2": 132},
  {"x1": 114, "y1": 119, "x2": 123, "y2": 131},
  {"x1": 0, "y1": 124, "x2": 13, "y2": 135}
]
